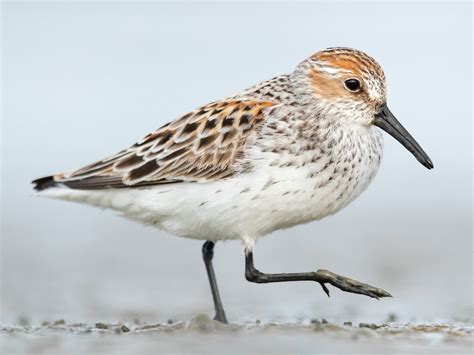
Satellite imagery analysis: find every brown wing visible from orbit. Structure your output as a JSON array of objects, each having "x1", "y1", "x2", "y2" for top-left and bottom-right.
[{"x1": 54, "y1": 99, "x2": 276, "y2": 189}]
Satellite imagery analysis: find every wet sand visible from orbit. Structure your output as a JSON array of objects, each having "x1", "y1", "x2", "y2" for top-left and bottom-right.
[{"x1": 2, "y1": 315, "x2": 472, "y2": 354}]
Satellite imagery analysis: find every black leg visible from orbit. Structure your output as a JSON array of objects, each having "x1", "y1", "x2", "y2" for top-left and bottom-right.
[
  {"x1": 202, "y1": 241, "x2": 228, "y2": 324},
  {"x1": 245, "y1": 251, "x2": 392, "y2": 299}
]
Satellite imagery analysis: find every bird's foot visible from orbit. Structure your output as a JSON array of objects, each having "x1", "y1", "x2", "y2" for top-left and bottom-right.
[
  {"x1": 213, "y1": 312, "x2": 228, "y2": 324},
  {"x1": 313, "y1": 269, "x2": 392, "y2": 299}
]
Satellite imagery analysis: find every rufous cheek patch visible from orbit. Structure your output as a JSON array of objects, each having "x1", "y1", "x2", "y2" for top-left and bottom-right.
[{"x1": 309, "y1": 69, "x2": 350, "y2": 100}]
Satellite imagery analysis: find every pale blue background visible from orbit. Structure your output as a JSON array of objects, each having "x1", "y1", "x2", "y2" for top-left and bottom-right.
[{"x1": 2, "y1": 1, "x2": 472, "y2": 327}]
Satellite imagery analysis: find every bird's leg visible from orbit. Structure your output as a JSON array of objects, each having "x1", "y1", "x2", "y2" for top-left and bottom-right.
[
  {"x1": 245, "y1": 251, "x2": 392, "y2": 299},
  {"x1": 202, "y1": 241, "x2": 228, "y2": 324}
]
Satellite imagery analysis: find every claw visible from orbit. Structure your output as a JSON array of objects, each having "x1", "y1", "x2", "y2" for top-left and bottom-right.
[
  {"x1": 319, "y1": 282, "x2": 330, "y2": 297},
  {"x1": 314, "y1": 269, "x2": 392, "y2": 299}
]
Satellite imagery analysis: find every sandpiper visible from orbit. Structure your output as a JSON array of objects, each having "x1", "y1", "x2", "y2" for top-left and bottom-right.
[{"x1": 33, "y1": 47, "x2": 433, "y2": 324}]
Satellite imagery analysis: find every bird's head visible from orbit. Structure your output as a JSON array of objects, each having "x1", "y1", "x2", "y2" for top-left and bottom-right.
[{"x1": 294, "y1": 47, "x2": 433, "y2": 169}]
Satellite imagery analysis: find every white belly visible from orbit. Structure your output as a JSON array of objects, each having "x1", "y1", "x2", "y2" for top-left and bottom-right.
[
  {"x1": 39, "y1": 122, "x2": 383, "y2": 248},
  {"x1": 40, "y1": 145, "x2": 382, "y2": 246}
]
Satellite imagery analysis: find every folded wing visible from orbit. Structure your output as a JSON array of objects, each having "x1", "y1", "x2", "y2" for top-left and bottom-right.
[{"x1": 49, "y1": 99, "x2": 276, "y2": 189}]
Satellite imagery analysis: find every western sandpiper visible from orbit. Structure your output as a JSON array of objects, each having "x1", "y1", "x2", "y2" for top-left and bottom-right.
[{"x1": 33, "y1": 47, "x2": 433, "y2": 323}]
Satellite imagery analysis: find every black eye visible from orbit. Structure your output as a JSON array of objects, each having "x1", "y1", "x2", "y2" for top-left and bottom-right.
[{"x1": 344, "y1": 78, "x2": 361, "y2": 92}]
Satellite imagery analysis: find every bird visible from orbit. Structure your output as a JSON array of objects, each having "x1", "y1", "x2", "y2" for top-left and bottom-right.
[{"x1": 33, "y1": 47, "x2": 433, "y2": 324}]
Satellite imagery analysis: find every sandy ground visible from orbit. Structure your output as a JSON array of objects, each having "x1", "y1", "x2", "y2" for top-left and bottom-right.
[{"x1": 1, "y1": 315, "x2": 472, "y2": 354}]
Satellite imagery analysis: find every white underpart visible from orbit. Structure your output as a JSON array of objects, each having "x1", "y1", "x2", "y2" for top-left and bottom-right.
[{"x1": 37, "y1": 123, "x2": 383, "y2": 252}]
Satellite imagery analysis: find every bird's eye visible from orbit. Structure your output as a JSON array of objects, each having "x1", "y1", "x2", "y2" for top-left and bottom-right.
[{"x1": 344, "y1": 78, "x2": 361, "y2": 92}]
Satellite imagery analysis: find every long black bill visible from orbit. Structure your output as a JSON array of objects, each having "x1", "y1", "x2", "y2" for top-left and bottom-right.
[{"x1": 373, "y1": 104, "x2": 433, "y2": 169}]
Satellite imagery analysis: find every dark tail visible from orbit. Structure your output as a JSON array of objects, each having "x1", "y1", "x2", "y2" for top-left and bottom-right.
[{"x1": 32, "y1": 176, "x2": 59, "y2": 191}]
